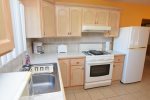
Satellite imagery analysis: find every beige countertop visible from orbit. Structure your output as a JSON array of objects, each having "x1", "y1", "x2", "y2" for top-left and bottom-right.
[
  {"x1": 28, "y1": 51, "x2": 125, "y2": 100},
  {"x1": 30, "y1": 52, "x2": 85, "y2": 64},
  {"x1": 0, "y1": 72, "x2": 31, "y2": 100}
]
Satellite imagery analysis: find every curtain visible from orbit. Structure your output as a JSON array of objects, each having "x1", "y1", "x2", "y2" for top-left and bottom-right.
[{"x1": 0, "y1": 0, "x2": 26, "y2": 67}]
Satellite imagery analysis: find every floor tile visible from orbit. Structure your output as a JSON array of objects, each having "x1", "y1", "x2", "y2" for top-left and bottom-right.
[
  {"x1": 98, "y1": 87, "x2": 117, "y2": 98},
  {"x1": 64, "y1": 58, "x2": 150, "y2": 100},
  {"x1": 75, "y1": 91, "x2": 91, "y2": 100},
  {"x1": 110, "y1": 85, "x2": 128, "y2": 96},
  {"x1": 66, "y1": 93, "x2": 76, "y2": 100},
  {"x1": 87, "y1": 88, "x2": 105, "y2": 100}
]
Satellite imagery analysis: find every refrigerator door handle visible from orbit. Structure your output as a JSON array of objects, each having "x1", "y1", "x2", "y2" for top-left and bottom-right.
[{"x1": 129, "y1": 47, "x2": 146, "y2": 49}]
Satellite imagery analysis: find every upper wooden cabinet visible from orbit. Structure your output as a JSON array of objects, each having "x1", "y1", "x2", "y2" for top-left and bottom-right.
[
  {"x1": 0, "y1": 0, "x2": 14, "y2": 56},
  {"x1": 96, "y1": 9, "x2": 109, "y2": 26},
  {"x1": 22, "y1": 0, "x2": 56, "y2": 38},
  {"x1": 56, "y1": 6, "x2": 70, "y2": 37},
  {"x1": 83, "y1": 7, "x2": 120, "y2": 37},
  {"x1": 42, "y1": 1, "x2": 56, "y2": 37},
  {"x1": 105, "y1": 10, "x2": 120, "y2": 37},
  {"x1": 56, "y1": 6, "x2": 82, "y2": 37},
  {"x1": 82, "y1": 8, "x2": 96, "y2": 25},
  {"x1": 83, "y1": 8, "x2": 109, "y2": 26}
]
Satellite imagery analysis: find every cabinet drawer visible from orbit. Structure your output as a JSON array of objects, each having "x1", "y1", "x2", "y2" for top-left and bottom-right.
[
  {"x1": 114, "y1": 55, "x2": 124, "y2": 63},
  {"x1": 71, "y1": 58, "x2": 85, "y2": 66}
]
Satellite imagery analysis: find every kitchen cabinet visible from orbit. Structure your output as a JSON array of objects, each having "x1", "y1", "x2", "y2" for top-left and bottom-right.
[
  {"x1": 0, "y1": 0, "x2": 14, "y2": 56},
  {"x1": 82, "y1": 8, "x2": 96, "y2": 25},
  {"x1": 71, "y1": 65, "x2": 84, "y2": 86},
  {"x1": 59, "y1": 59, "x2": 70, "y2": 87},
  {"x1": 56, "y1": 6, "x2": 82, "y2": 37},
  {"x1": 42, "y1": 0, "x2": 56, "y2": 37},
  {"x1": 70, "y1": 58, "x2": 84, "y2": 86},
  {"x1": 58, "y1": 57, "x2": 85, "y2": 87},
  {"x1": 96, "y1": 9, "x2": 109, "y2": 26},
  {"x1": 105, "y1": 10, "x2": 120, "y2": 37},
  {"x1": 22, "y1": 0, "x2": 56, "y2": 38},
  {"x1": 83, "y1": 8, "x2": 109, "y2": 26},
  {"x1": 83, "y1": 7, "x2": 120, "y2": 37},
  {"x1": 112, "y1": 55, "x2": 125, "y2": 81}
]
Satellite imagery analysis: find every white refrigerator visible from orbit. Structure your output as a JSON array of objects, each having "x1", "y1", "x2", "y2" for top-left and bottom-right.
[{"x1": 113, "y1": 26, "x2": 150, "y2": 83}]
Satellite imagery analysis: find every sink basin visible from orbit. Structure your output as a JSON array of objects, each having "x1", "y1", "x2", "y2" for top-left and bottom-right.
[{"x1": 29, "y1": 63, "x2": 60, "y2": 95}]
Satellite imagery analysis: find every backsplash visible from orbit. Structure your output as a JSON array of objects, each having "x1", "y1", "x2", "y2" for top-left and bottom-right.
[
  {"x1": 27, "y1": 33, "x2": 113, "y2": 53},
  {"x1": 0, "y1": 52, "x2": 25, "y2": 73}
]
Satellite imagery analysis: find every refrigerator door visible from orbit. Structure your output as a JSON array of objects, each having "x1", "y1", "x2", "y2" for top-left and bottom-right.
[
  {"x1": 121, "y1": 48, "x2": 146, "y2": 83},
  {"x1": 129, "y1": 27, "x2": 149, "y2": 48},
  {"x1": 138, "y1": 28, "x2": 149, "y2": 48}
]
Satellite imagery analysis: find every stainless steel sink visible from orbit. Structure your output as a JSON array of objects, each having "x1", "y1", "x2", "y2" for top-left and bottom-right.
[{"x1": 29, "y1": 63, "x2": 60, "y2": 95}]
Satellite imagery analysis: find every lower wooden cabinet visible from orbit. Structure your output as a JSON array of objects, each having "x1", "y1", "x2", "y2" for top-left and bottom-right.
[
  {"x1": 112, "y1": 63, "x2": 123, "y2": 81},
  {"x1": 59, "y1": 57, "x2": 85, "y2": 87},
  {"x1": 71, "y1": 65, "x2": 84, "y2": 86},
  {"x1": 112, "y1": 55, "x2": 125, "y2": 81},
  {"x1": 59, "y1": 59, "x2": 70, "y2": 87}
]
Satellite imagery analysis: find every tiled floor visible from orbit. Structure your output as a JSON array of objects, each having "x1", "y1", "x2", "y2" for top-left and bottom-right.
[{"x1": 65, "y1": 56, "x2": 150, "y2": 100}]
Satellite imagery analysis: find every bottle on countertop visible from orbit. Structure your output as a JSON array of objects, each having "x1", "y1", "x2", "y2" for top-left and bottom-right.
[{"x1": 25, "y1": 53, "x2": 31, "y2": 67}]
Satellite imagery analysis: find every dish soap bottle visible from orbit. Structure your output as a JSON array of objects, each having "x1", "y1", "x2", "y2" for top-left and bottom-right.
[{"x1": 25, "y1": 53, "x2": 31, "y2": 67}]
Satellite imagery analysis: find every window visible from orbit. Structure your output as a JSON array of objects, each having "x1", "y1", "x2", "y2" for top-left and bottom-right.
[{"x1": 0, "y1": 0, "x2": 26, "y2": 67}]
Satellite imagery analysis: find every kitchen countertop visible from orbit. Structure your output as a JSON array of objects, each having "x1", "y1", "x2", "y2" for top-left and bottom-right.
[
  {"x1": 110, "y1": 51, "x2": 126, "y2": 56},
  {"x1": 30, "y1": 52, "x2": 85, "y2": 64},
  {"x1": 28, "y1": 53, "x2": 76, "y2": 100},
  {"x1": 0, "y1": 72, "x2": 31, "y2": 100},
  {"x1": 26, "y1": 51, "x2": 124, "y2": 100}
]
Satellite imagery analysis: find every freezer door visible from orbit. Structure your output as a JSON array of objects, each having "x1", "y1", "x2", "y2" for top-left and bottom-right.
[
  {"x1": 129, "y1": 27, "x2": 149, "y2": 48},
  {"x1": 138, "y1": 28, "x2": 149, "y2": 48},
  {"x1": 121, "y1": 48, "x2": 146, "y2": 83}
]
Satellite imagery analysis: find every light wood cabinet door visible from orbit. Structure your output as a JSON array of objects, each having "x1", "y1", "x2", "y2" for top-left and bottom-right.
[
  {"x1": 96, "y1": 9, "x2": 109, "y2": 26},
  {"x1": 59, "y1": 59, "x2": 70, "y2": 87},
  {"x1": 70, "y1": 7, "x2": 82, "y2": 36},
  {"x1": 106, "y1": 10, "x2": 120, "y2": 37},
  {"x1": 112, "y1": 63, "x2": 123, "y2": 81},
  {"x1": 22, "y1": 0, "x2": 43, "y2": 38},
  {"x1": 0, "y1": 0, "x2": 14, "y2": 56},
  {"x1": 71, "y1": 65, "x2": 84, "y2": 86},
  {"x1": 56, "y1": 6, "x2": 70, "y2": 37},
  {"x1": 82, "y1": 8, "x2": 97, "y2": 25},
  {"x1": 42, "y1": 1, "x2": 56, "y2": 37}
]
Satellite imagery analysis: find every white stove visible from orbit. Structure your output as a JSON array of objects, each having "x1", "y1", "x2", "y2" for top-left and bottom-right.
[{"x1": 82, "y1": 50, "x2": 114, "y2": 89}]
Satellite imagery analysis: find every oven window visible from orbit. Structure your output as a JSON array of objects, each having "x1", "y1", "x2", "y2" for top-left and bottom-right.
[{"x1": 90, "y1": 64, "x2": 110, "y2": 77}]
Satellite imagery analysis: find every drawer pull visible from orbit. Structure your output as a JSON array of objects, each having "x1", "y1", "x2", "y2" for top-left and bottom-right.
[{"x1": 76, "y1": 62, "x2": 80, "y2": 64}]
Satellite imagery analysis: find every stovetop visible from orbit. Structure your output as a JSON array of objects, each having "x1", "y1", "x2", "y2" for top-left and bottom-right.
[
  {"x1": 82, "y1": 50, "x2": 110, "y2": 56},
  {"x1": 82, "y1": 50, "x2": 114, "y2": 62}
]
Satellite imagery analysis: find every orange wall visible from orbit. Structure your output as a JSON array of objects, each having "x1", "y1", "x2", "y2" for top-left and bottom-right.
[{"x1": 56, "y1": 0, "x2": 150, "y2": 27}]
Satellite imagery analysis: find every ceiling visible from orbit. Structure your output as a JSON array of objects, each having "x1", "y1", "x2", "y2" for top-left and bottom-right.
[{"x1": 110, "y1": 0, "x2": 150, "y2": 5}]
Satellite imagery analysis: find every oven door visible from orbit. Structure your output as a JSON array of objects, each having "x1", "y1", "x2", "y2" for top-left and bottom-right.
[{"x1": 85, "y1": 61, "x2": 113, "y2": 83}]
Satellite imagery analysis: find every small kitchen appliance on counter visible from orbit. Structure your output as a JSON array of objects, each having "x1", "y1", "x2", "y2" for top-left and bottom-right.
[
  {"x1": 57, "y1": 44, "x2": 67, "y2": 53},
  {"x1": 33, "y1": 41, "x2": 44, "y2": 54}
]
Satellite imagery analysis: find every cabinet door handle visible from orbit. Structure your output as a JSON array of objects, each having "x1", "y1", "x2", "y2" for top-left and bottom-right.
[{"x1": 76, "y1": 62, "x2": 79, "y2": 64}]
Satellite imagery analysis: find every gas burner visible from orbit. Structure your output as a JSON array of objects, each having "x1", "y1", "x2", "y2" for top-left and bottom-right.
[
  {"x1": 82, "y1": 51, "x2": 92, "y2": 56},
  {"x1": 82, "y1": 50, "x2": 110, "y2": 56}
]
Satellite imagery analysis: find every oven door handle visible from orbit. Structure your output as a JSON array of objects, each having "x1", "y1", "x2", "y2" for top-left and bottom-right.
[{"x1": 86, "y1": 60, "x2": 114, "y2": 65}]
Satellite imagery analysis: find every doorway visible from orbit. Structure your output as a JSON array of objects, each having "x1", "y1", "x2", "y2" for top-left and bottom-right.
[{"x1": 141, "y1": 19, "x2": 150, "y2": 57}]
